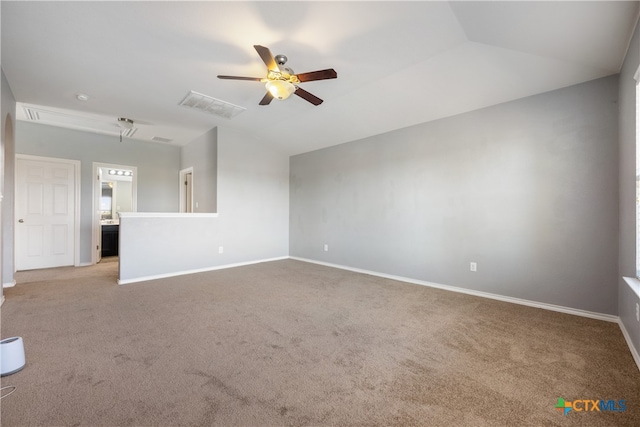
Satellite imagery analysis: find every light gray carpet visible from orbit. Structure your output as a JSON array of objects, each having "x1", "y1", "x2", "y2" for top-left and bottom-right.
[{"x1": 1, "y1": 259, "x2": 638, "y2": 426}]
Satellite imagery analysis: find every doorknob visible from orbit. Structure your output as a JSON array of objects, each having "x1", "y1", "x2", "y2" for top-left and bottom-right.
[{"x1": 18, "y1": 219, "x2": 24, "y2": 223}]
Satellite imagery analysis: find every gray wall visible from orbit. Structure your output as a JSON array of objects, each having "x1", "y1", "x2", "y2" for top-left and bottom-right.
[
  {"x1": 118, "y1": 213, "x2": 220, "y2": 283},
  {"x1": 118, "y1": 126, "x2": 289, "y2": 282},
  {"x1": 618, "y1": 19, "x2": 640, "y2": 355},
  {"x1": 1, "y1": 69, "x2": 16, "y2": 287},
  {"x1": 16, "y1": 122, "x2": 181, "y2": 264},
  {"x1": 14, "y1": 121, "x2": 290, "y2": 269},
  {"x1": 291, "y1": 75, "x2": 619, "y2": 315},
  {"x1": 180, "y1": 127, "x2": 217, "y2": 213},
  {"x1": 216, "y1": 126, "x2": 289, "y2": 264}
]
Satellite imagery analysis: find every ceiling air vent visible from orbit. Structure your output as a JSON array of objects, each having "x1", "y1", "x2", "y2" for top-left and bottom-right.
[
  {"x1": 21, "y1": 105, "x2": 138, "y2": 137},
  {"x1": 23, "y1": 106, "x2": 40, "y2": 121},
  {"x1": 178, "y1": 90, "x2": 245, "y2": 119},
  {"x1": 151, "y1": 136, "x2": 173, "y2": 143}
]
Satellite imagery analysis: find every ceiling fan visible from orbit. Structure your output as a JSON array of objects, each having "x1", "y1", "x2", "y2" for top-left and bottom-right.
[{"x1": 218, "y1": 45, "x2": 337, "y2": 106}]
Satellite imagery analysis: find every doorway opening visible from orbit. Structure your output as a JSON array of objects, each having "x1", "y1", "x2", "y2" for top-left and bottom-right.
[
  {"x1": 179, "y1": 167, "x2": 194, "y2": 213},
  {"x1": 92, "y1": 162, "x2": 137, "y2": 265}
]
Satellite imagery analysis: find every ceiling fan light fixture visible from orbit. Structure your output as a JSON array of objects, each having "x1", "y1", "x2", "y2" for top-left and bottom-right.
[
  {"x1": 219, "y1": 45, "x2": 336, "y2": 106},
  {"x1": 266, "y1": 80, "x2": 295, "y2": 100}
]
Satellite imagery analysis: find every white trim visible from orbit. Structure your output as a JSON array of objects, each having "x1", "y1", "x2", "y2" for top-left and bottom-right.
[
  {"x1": 3, "y1": 280, "x2": 16, "y2": 288},
  {"x1": 118, "y1": 212, "x2": 218, "y2": 218},
  {"x1": 623, "y1": 276, "x2": 640, "y2": 299},
  {"x1": 289, "y1": 257, "x2": 618, "y2": 323},
  {"x1": 0, "y1": 295, "x2": 4, "y2": 306},
  {"x1": 618, "y1": 318, "x2": 640, "y2": 372},
  {"x1": 634, "y1": 64, "x2": 640, "y2": 83},
  {"x1": 117, "y1": 256, "x2": 287, "y2": 285},
  {"x1": 16, "y1": 154, "x2": 81, "y2": 268}
]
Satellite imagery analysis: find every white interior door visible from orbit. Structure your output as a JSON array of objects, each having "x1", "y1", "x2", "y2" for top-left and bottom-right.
[{"x1": 16, "y1": 157, "x2": 77, "y2": 270}]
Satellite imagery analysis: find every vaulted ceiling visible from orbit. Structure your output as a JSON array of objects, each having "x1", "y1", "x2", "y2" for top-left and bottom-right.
[{"x1": 2, "y1": 1, "x2": 638, "y2": 155}]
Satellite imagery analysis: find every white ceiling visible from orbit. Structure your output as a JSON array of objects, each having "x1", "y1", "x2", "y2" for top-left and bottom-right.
[{"x1": 2, "y1": 1, "x2": 639, "y2": 156}]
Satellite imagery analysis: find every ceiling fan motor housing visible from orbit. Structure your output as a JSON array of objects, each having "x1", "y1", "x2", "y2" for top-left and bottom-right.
[{"x1": 275, "y1": 54, "x2": 295, "y2": 75}]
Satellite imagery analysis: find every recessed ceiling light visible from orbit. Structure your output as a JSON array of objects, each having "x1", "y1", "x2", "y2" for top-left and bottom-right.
[{"x1": 76, "y1": 93, "x2": 89, "y2": 101}]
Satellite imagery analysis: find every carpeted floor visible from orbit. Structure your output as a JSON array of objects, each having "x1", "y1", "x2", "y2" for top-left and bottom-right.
[{"x1": 1, "y1": 259, "x2": 638, "y2": 426}]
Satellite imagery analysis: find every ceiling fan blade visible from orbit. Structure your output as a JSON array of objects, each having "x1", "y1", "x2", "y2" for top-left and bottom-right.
[
  {"x1": 254, "y1": 45, "x2": 280, "y2": 72},
  {"x1": 217, "y1": 75, "x2": 264, "y2": 81},
  {"x1": 295, "y1": 69, "x2": 338, "y2": 82},
  {"x1": 294, "y1": 87, "x2": 323, "y2": 106},
  {"x1": 259, "y1": 92, "x2": 274, "y2": 105}
]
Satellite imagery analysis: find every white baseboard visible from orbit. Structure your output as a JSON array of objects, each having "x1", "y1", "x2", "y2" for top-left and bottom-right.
[
  {"x1": 3, "y1": 280, "x2": 16, "y2": 288},
  {"x1": 618, "y1": 319, "x2": 640, "y2": 372},
  {"x1": 289, "y1": 257, "x2": 618, "y2": 323},
  {"x1": 118, "y1": 256, "x2": 290, "y2": 285}
]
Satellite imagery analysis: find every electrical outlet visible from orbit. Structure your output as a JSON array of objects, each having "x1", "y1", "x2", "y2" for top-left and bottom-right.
[
  {"x1": 324, "y1": 244, "x2": 329, "y2": 252},
  {"x1": 470, "y1": 262, "x2": 477, "y2": 272},
  {"x1": 636, "y1": 302, "x2": 639, "y2": 322},
  {"x1": 218, "y1": 246, "x2": 224, "y2": 254}
]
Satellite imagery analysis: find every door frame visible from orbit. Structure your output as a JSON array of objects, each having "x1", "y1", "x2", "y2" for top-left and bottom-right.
[
  {"x1": 179, "y1": 167, "x2": 194, "y2": 213},
  {"x1": 92, "y1": 162, "x2": 138, "y2": 265},
  {"x1": 15, "y1": 154, "x2": 81, "y2": 268}
]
